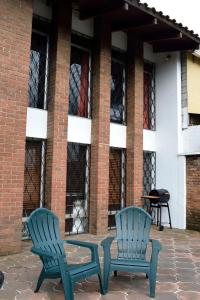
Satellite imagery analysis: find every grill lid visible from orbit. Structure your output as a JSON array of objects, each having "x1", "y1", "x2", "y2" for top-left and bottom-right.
[{"x1": 149, "y1": 189, "x2": 170, "y2": 203}]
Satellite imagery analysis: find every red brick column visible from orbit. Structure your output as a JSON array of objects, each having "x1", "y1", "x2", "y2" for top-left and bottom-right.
[
  {"x1": 89, "y1": 18, "x2": 111, "y2": 235},
  {"x1": 126, "y1": 36, "x2": 144, "y2": 206},
  {"x1": 45, "y1": 1, "x2": 71, "y2": 235},
  {"x1": 0, "y1": 0, "x2": 33, "y2": 254},
  {"x1": 186, "y1": 156, "x2": 200, "y2": 231}
]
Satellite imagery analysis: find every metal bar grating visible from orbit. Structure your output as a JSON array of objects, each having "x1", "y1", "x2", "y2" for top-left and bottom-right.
[
  {"x1": 66, "y1": 142, "x2": 89, "y2": 235},
  {"x1": 143, "y1": 62, "x2": 156, "y2": 130},
  {"x1": 28, "y1": 32, "x2": 49, "y2": 109},
  {"x1": 22, "y1": 140, "x2": 46, "y2": 239},
  {"x1": 69, "y1": 45, "x2": 91, "y2": 118},
  {"x1": 111, "y1": 57, "x2": 126, "y2": 124},
  {"x1": 143, "y1": 151, "x2": 156, "y2": 196}
]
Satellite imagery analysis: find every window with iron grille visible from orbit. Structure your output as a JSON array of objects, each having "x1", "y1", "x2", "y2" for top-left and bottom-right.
[
  {"x1": 111, "y1": 52, "x2": 126, "y2": 124},
  {"x1": 143, "y1": 151, "x2": 156, "y2": 195},
  {"x1": 143, "y1": 62, "x2": 156, "y2": 130},
  {"x1": 69, "y1": 45, "x2": 91, "y2": 118},
  {"x1": 66, "y1": 142, "x2": 90, "y2": 234},
  {"x1": 28, "y1": 31, "x2": 49, "y2": 109},
  {"x1": 22, "y1": 140, "x2": 46, "y2": 238},
  {"x1": 108, "y1": 148, "x2": 126, "y2": 229}
]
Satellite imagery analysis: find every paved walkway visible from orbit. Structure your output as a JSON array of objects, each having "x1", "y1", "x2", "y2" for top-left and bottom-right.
[{"x1": 0, "y1": 227, "x2": 200, "y2": 300}]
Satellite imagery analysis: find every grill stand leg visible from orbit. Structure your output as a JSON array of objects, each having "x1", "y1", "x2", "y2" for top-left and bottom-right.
[
  {"x1": 157, "y1": 205, "x2": 159, "y2": 226},
  {"x1": 159, "y1": 205, "x2": 164, "y2": 231},
  {"x1": 167, "y1": 203, "x2": 172, "y2": 229}
]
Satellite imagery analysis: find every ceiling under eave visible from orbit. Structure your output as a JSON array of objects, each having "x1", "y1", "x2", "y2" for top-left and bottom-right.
[{"x1": 78, "y1": 0, "x2": 200, "y2": 52}]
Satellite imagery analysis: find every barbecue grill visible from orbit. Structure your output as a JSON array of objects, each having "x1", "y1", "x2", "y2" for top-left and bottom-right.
[
  {"x1": 149, "y1": 189, "x2": 170, "y2": 203},
  {"x1": 142, "y1": 189, "x2": 172, "y2": 231}
]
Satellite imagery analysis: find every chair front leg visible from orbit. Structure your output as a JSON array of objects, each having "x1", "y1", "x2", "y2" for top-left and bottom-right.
[
  {"x1": 149, "y1": 239, "x2": 161, "y2": 297},
  {"x1": 58, "y1": 257, "x2": 74, "y2": 300}
]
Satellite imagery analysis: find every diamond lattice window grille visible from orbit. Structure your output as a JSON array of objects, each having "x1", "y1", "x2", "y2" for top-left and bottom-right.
[
  {"x1": 143, "y1": 62, "x2": 156, "y2": 130},
  {"x1": 111, "y1": 58, "x2": 126, "y2": 124},
  {"x1": 22, "y1": 140, "x2": 46, "y2": 239},
  {"x1": 28, "y1": 32, "x2": 49, "y2": 109},
  {"x1": 108, "y1": 148, "x2": 126, "y2": 229},
  {"x1": 66, "y1": 143, "x2": 90, "y2": 235},
  {"x1": 143, "y1": 151, "x2": 156, "y2": 196},
  {"x1": 69, "y1": 46, "x2": 91, "y2": 118}
]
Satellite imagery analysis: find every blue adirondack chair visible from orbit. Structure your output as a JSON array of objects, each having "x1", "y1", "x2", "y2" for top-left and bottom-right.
[
  {"x1": 27, "y1": 208, "x2": 104, "y2": 300},
  {"x1": 101, "y1": 206, "x2": 161, "y2": 297}
]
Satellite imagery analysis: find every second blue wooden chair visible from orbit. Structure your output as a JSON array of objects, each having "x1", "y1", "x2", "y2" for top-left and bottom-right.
[{"x1": 101, "y1": 206, "x2": 161, "y2": 297}]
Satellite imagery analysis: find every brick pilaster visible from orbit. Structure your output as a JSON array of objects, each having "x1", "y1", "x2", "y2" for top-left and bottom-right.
[
  {"x1": 126, "y1": 36, "x2": 144, "y2": 206},
  {"x1": 0, "y1": 0, "x2": 33, "y2": 254},
  {"x1": 45, "y1": 0, "x2": 71, "y2": 235},
  {"x1": 89, "y1": 18, "x2": 111, "y2": 235},
  {"x1": 186, "y1": 156, "x2": 200, "y2": 231}
]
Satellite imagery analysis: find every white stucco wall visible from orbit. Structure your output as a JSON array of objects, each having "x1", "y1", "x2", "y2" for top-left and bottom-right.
[
  {"x1": 143, "y1": 130, "x2": 156, "y2": 152},
  {"x1": 67, "y1": 116, "x2": 91, "y2": 144},
  {"x1": 182, "y1": 126, "x2": 200, "y2": 154},
  {"x1": 26, "y1": 108, "x2": 47, "y2": 139},
  {"x1": 155, "y1": 52, "x2": 186, "y2": 229},
  {"x1": 72, "y1": 9, "x2": 94, "y2": 37},
  {"x1": 110, "y1": 123, "x2": 126, "y2": 148}
]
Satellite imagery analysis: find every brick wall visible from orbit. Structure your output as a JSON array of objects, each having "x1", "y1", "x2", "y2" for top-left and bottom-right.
[
  {"x1": 126, "y1": 36, "x2": 144, "y2": 206},
  {"x1": 186, "y1": 156, "x2": 200, "y2": 231},
  {"x1": 89, "y1": 18, "x2": 111, "y2": 234},
  {"x1": 45, "y1": 0, "x2": 71, "y2": 236},
  {"x1": 0, "y1": 0, "x2": 33, "y2": 255}
]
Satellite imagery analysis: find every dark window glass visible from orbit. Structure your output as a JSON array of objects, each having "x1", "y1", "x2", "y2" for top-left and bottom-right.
[
  {"x1": 143, "y1": 151, "x2": 156, "y2": 195},
  {"x1": 143, "y1": 62, "x2": 156, "y2": 130},
  {"x1": 28, "y1": 32, "x2": 48, "y2": 109},
  {"x1": 69, "y1": 46, "x2": 90, "y2": 117},
  {"x1": 189, "y1": 113, "x2": 200, "y2": 125},
  {"x1": 23, "y1": 140, "x2": 45, "y2": 217},
  {"x1": 66, "y1": 143, "x2": 89, "y2": 234},
  {"x1": 111, "y1": 60, "x2": 125, "y2": 123}
]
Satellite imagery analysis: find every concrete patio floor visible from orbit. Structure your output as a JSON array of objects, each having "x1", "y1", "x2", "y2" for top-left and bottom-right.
[{"x1": 0, "y1": 227, "x2": 200, "y2": 300}]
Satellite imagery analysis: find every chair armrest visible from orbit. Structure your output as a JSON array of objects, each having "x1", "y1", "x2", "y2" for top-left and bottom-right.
[
  {"x1": 65, "y1": 240, "x2": 98, "y2": 250},
  {"x1": 101, "y1": 236, "x2": 115, "y2": 263},
  {"x1": 101, "y1": 236, "x2": 115, "y2": 248},
  {"x1": 64, "y1": 240, "x2": 99, "y2": 262},
  {"x1": 149, "y1": 239, "x2": 162, "y2": 252},
  {"x1": 149, "y1": 239, "x2": 161, "y2": 266},
  {"x1": 31, "y1": 247, "x2": 64, "y2": 259}
]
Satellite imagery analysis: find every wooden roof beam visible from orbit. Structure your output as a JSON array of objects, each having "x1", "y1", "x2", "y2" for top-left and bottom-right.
[
  {"x1": 153, "y1": 40, "x2": 199, "y2": 52},
  {"x1": 80, "y1": 0, "x2": 127, "y2": 20},
  {"x1": 147, "y1": 32, "x2": 183, "y2": 43},
  {"x1": 140, "y1": 30, "x2": 182, "y2": 42},
  {"x1": 125, "y1": 0, "x2": 200, "y2": 44},
  {"x1": 112, "y1": 17, "x2": 158, "y2": 32}
]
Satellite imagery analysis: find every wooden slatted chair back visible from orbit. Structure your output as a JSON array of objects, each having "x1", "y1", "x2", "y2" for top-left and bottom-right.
[
  {"x1": 115, "y1": 206, "x2": 152, "y2": 260},
  {"x1": 27, "y1": 208, "x2": 66, "y2": 269}
]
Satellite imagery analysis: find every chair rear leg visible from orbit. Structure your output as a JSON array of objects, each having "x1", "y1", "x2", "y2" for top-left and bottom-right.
[{"x1": 34, "y1": 269, "x2": 45, "y2": 293}]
